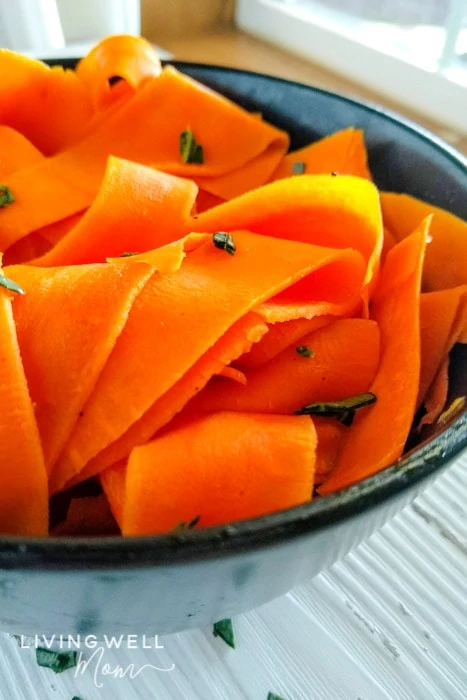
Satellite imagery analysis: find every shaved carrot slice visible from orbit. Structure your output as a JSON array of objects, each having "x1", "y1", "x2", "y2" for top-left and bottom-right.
[
  {"x1": 0, "y1": 49, "x2": 93, "y2": 154},
  {"x1": 195, "y1": 189, "x2": 226, "y2": 213},
  {"x1": 100, "y1": 463, "x2": 127, "y2": 524},
  {"x1": 191, "y1": 175, "x2": 382, "y2": 288},
  {"x1": 272, "y1": 128, "x2": 371, "y2": 181},
  {"x1": 380, "y1": 192, "x2": 467, "y2": 291},
  {"x1": 59, "y1": 312, "x2": 269, "y2": 492},
  {"x1": 194, "y1": 143, "x2": 288, "y2": 199},
  {"x1": 3, "y1": 232, "x2": 52, "y2": 266},
  {"x1": 0, "y1": 67, "x2": 288, "y2": 250},
  {"x1": 76, "y1": 35, "x2": 162, "y2": 110},
  {"x1": 0, "y1": 126, "x2": 44, "y2": 178},
  {"x1": 320, "y1": 222, "x2": 428, "y2": 493},
  {"x1": 419, "y1": 357, "x2": 450, "y2": 428},
  {"x1": 186, "y1": 318, "x2": 380, "y2": 415},
  {"x1": 381, "y1": 226, "x2": 397, "y2": 261},
  {"x1": 54, "y1": 231, "x2": 363, "y2": 490},
  {"x1": 4, "y1": 213, "x2": 85, "y2": 266},
  {"x1": 255, "y1": 253, "x2": 364, "y2": 322},
  {"x1": 0, "y1": 263, "x2": 48, "y2": 534},
  {"x1": 236, "y1": 316, "x2": 334, "y2": 369},
  {"x1": 33, "y1": 158, "x2": 198, "y2": 266},
  {"x1": 418, "y1": 286, "x2": 467, "y2": 411},
  {"x1": 119, "y1": 412, "x2": 317, "y2": 534},
  {"x1": 35, "y1": 212, "x2": 85, "y2": 247},
  {"x1": 313, "y1": 417, "x2": 346, "y2": 485},
  {"x1": 217, "y1": 366, "x2": 248, "y2": 384},
  {"x1": 7, "y1": 260, "x2": 156, "y2": 472},
  {"x1": 105, "y1": 235, "x2": 198, "y2": 270}
]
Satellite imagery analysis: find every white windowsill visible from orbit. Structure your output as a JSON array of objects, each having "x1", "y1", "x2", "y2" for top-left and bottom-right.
[{"x1": 236, "y1": 0, "x2": 467, "y2": 135}]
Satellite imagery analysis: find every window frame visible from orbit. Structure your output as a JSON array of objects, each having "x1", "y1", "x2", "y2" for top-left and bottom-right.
[{"x1": 236, "y1": 0, "x2": 467, "y2": 135}]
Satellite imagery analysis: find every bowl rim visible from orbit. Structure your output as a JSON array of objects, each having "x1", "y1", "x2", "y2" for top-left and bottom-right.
[{"x1": 1, "y1": 61, "x2": 465, "y2": 570}]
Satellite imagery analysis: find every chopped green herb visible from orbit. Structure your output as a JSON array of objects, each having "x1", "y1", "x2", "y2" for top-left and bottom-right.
[
  {"x1": 72, "y1": 697, "x2": 83, "y2": 700},
  {"x1": 213, "y1": 232, "x2": 236, "y2": 256},
  {"x1": 296, "y1": 345, "x2": 314, "y2": 358},
  {"x1": 437, "y1": 396, "x2": 465, "y2": 425},
  {"x1": 291, "y1": 161, "x2": 306, "y2": 175},
  {"x1": 213, "y1": 618, "x2": 235, "y2": 649},
  {"x1": 119, "y1": 251, "x2": 139, "y2": 257},
  {"x1": 0, "y1": 274, "x2": 25, "y2": 295},
  {"x1": 296, "y1": 391, "x2": 376, "y2": 425},
  {"x1": 171, "y1": 515, "x2": 200, "y2": 532},
  {"x1": 267, "y1": 693, "x2": 287, "y2": 700},
  {"x1": 180, "y1": 130, "x2": 204, "y2": 164},
  {"x1": 35, "y1": 647, "x2": 78, "y2": 674},
  {"x1": 0, "y1": 185, "x2": 14, "y2": 208}
]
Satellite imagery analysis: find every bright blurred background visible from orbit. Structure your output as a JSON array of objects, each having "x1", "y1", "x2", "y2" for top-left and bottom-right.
[{"x1": 0, "y1": 0, "x2": 465, "y2": 133}]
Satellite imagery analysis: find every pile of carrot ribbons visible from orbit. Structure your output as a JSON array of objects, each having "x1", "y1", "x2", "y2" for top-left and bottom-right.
[{"x1": 0, "y1": 36, "x2": 465, "y2": 537}]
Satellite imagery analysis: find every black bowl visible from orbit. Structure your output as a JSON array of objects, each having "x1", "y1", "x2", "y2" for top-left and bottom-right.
[{"x1": 0, "y1": 63, "x2": 465, "y2": 636}]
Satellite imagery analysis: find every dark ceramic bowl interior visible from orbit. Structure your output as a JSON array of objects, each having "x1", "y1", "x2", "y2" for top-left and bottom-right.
[{"x1": 0, "y1": 61, "x2": 466, "y2": 570}]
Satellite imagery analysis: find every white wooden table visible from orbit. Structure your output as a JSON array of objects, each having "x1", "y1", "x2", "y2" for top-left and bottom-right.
[{"x1": 1, "y1": 453, "x2": 465, "y2": 700}]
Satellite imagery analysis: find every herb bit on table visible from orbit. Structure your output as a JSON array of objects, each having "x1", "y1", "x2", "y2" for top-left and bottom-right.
[
  {"x1": 212, "y1": 618, "x2": 235, "y2": 649},
  {"x1": 35, "y1": 647, "x2": 78, "y2": 674}
]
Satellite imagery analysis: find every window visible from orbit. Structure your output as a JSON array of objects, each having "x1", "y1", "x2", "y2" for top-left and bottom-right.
[{"x1": 236, "y1": 0, "x2": 467, "y2": 133}]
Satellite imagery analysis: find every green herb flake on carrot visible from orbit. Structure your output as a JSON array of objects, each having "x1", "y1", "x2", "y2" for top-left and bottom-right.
[
  {"x1": 212, "y1": 231, "x2": 236, "y2": 256},
  {"x1": 291, "y1": 161, "x2": 306, "y2": 175},
  {"x1": 171, "y1": 514, "x2": 201, "y2": 532},
  {"x1": 0, "y1": 274, "x2": 25, "y2": 295},
  {"x1": 213, "y1": 618, "x2": 235, "y2": 649},
  {"x1": 0, "y1": 185, "x2": 14, "y2": 208},
  {"x1": 119, "y1": 251, "x2": 139, "y2": 257},
  {"x1": 296, "y1": 392, "x2": 377, "y2": 422},
  {"x1": 295, "y1": 345, "x2": 314, "y2": 358},
  {"x1": 180, "y1": 129, "x2": 204, "y2": 164}
]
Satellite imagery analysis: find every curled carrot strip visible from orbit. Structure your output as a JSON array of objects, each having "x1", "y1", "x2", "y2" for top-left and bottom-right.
[
  {"x1": 56, "y1": 232, "x2": 364, "y2": 489},
  {"x1": 381, "y1": 191, "x2": 467, "y2": 291},
  {"x1": 6, "y1": 260, "x2": 157, "y2": 472},
  {"x1": 186, "y1": 318, "x2": 380, "y2": 416},
  {"x1": 120, "y1": 412, "x2": 317, "y2": 534},
  {"x1": 320, "y1": 221, "x2": 428, "y2": 493},
  {"x1": 0, "y1": 68, "x2": 288, "y2": 250},
  {"x1": 0, "y1": 49, "x2": 93, "y2": 154},
  {"x1": 59, "y1": 312, "x2": 269, "y2": 492},
  {"x1": 191, "y1": 174, "x2": 383, "y2": 289},
  {"x1": 419, "y1": 286, "x2": 467, "y2": 411},
  {"x1": 271, "y1": 128, "x2": 371, "y2": 181},
  {"x1": 313, "y1": 417, "x2": 347, "y2": 485},
  {"x1": 236, "y1": 316, "x2": 335, "y2": 369},
  {"x1": 0, "y1": 126, "x2": 44, "y2": 178},
  {"x1": 0, "y1": 262, "x2": 48, "y2": 534},
  {"x1": 76, "y1": 35, "x2": 162, "y2": 110},
  {"x1": 33, "y1": 158, "x2": 198, "y2": 266},
  {"x1": 217, "y1": 366, "x2": 248, "y2": 385}
]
